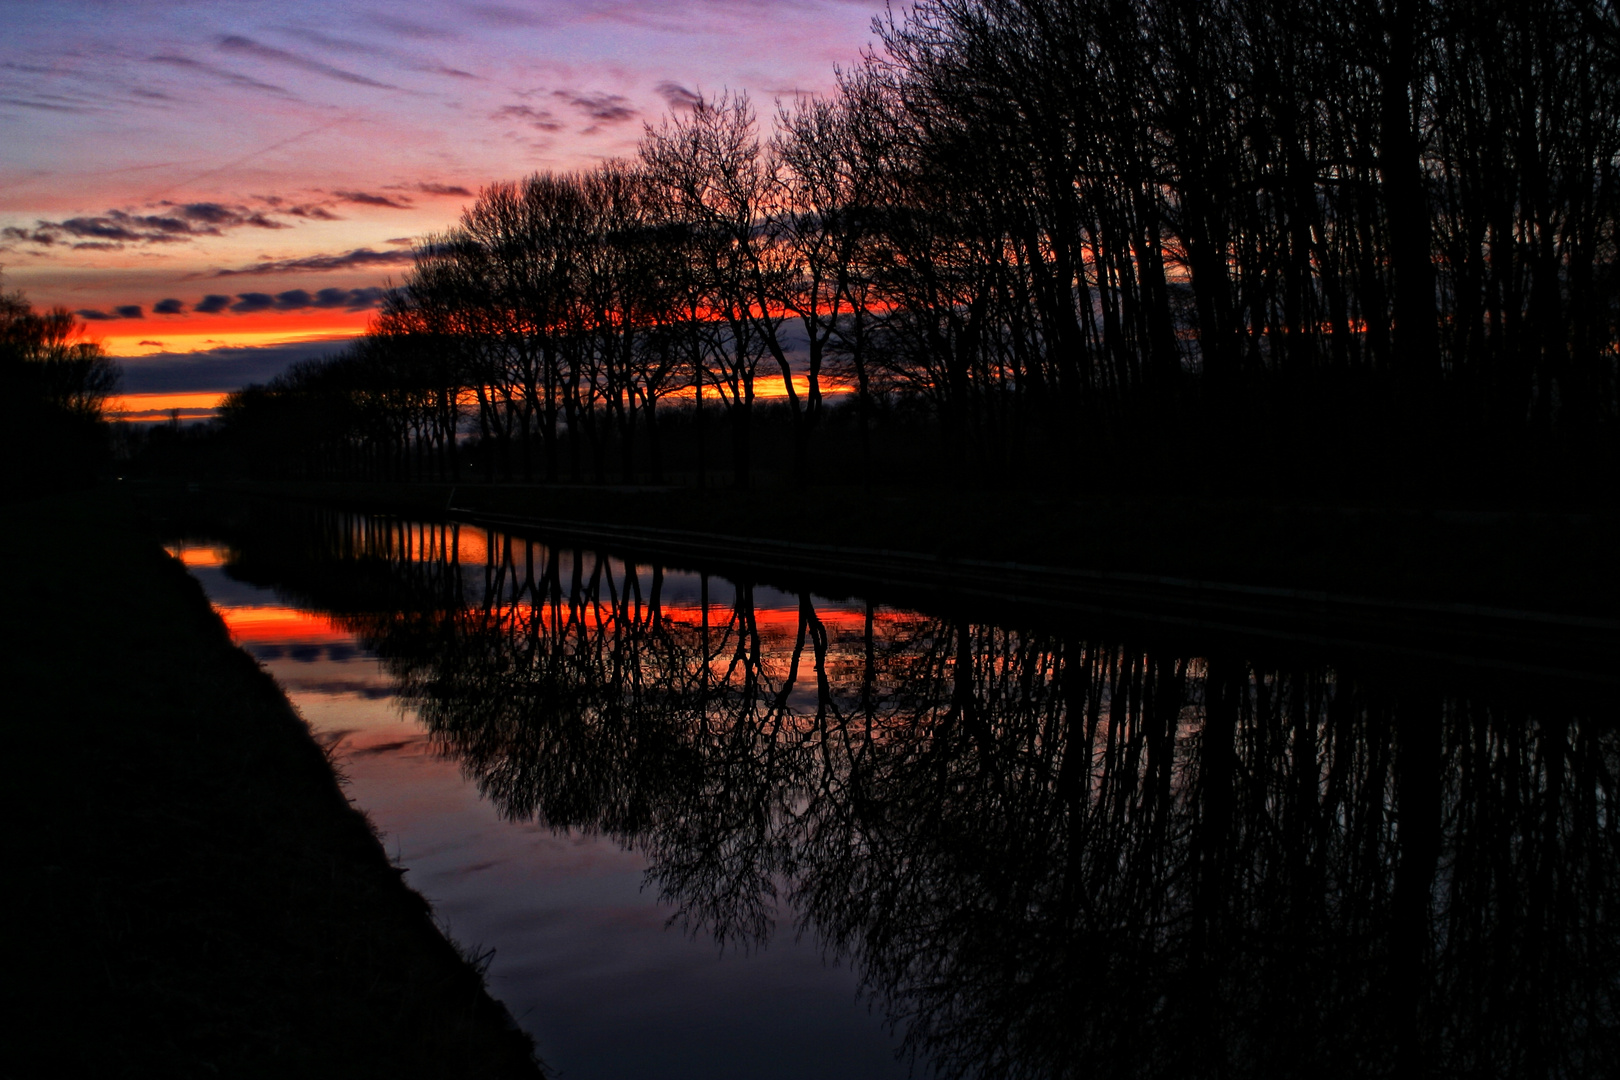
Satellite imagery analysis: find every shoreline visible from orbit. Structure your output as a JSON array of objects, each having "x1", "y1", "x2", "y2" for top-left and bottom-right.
[
  {"x1": 5, "y1": 489, "x2": 543, "y2": 1078},
  {"x1": 198, "y1": 478, "x2": 1620, "y2": 619}
]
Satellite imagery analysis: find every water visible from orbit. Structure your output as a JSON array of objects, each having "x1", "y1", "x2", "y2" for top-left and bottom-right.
[{"x1": 166, "y1": 506, "x2": 1619, "y2": 1079}]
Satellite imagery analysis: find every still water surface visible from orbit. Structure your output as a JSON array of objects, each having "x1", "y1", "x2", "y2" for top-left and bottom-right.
[{"x1": 167, "y1": 507, "x2": 1617, "y2": 1079}]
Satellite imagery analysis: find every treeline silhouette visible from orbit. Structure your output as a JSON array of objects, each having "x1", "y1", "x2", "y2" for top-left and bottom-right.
[
  {"x1": 204, "y1": 0, "x2": 1620, "y2": 498},
  {"x1": 1, "y1": 276, "x2": 120, "y2": 489},
  {"x1": 207, "y1": 505, "x2": 1619, "y2": 1079}
]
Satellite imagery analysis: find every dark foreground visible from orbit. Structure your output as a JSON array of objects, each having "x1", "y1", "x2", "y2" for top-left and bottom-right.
[{"x1": 2, "y1": 490, "x2": 540, "y2": 1078}]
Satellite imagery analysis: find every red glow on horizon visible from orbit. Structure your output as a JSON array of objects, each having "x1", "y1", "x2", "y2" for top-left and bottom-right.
[{"x1": 98, "y1": 308, "x2": 372, "y2": 358}]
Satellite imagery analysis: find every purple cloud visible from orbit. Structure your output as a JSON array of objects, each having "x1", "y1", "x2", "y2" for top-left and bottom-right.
[
  {"x1": 230, "y1": 292, "x2": 275, "y2": 313},
  {"x1": 656, "y1": 81, "x2": 703, "y2": 111},
  {"x1": 553, "y1": 89, "x2": 636, "y2": 125},
  {"x1": 494, "y1": 103, "x2": 562, "y2": 131}
]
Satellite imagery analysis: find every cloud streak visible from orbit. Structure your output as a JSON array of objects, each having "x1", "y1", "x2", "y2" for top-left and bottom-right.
[
  {"x1": 147, "y1": 54, "x2": 290, "y2": 97},
  {"x1": 334, "y1": 190, "x2": 414, "y2": 209},
  {"x1": 216, "y1": 36, "x2": 398, "y2": 91},
  {"x1": 209, "y1": 247, "x2": 416, "y2": 276}
]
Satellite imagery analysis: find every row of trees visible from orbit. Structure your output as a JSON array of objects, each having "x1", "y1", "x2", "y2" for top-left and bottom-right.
[{"x1": 215, "y1": 0, "x2": 1620, "y2": 495}]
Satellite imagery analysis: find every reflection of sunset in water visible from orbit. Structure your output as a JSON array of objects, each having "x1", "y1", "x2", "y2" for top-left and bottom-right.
[
  {"x1": 168, "y1": 515, "x2": 907, "y2": 1080},
  {"x1": 166, "y1": 545, "x2": 229, "y2": 568},
  {"x1": 164, "y1": 506, "x2": 1615, "y2": 1080},
  {"x1": 216, "y1": 606, "x2": 350, "y2": 645}
]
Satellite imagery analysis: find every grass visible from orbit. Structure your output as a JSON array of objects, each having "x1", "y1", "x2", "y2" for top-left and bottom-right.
[{"x1": 2, "y1": 487, "x2": 542, "y2": 1078}]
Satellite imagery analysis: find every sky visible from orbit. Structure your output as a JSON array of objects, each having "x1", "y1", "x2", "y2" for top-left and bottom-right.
[{"x1": 0, "y1": 0, "x2": 885, "y2": 415}]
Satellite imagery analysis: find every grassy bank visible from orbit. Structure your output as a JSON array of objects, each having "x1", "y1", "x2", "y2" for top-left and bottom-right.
[
  {"x1": 219, "y1": 479, "x2": 1619, "y2": 616},
  {"x1": 3, "y1": 489, "x2": 541, "y2": 1078}
]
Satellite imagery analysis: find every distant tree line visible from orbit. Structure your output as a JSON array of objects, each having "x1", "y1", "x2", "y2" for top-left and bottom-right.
[
  {"x1": 1, "y1": 277, "x2": 120, "y2": 488},
  {"x1": 208, "y1": 0, "x2": 1620, "y2": 498}
]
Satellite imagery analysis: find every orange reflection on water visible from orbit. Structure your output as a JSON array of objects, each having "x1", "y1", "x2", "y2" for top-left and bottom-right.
[
  {"x1": 166, "y1": 545, "x2": 229, "y2": 568},
  {"x1": 217, "y1": 605, "x2": 351, "y2": 645}
]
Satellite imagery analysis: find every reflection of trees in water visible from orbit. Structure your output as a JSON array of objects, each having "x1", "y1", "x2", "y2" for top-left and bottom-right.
[{"x1": 240, "y1": 512, "x2": 1619, "y2": 1080}]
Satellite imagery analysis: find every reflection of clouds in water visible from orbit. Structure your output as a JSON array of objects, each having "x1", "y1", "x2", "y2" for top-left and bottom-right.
[
  {"x1": 247, "y1": 641, "x2": 363, "y2": 664},
  {"x1": 346, "y1": 738, "x2": 420, "y2": 756},
  {"x1": 277, "y1": 678, "x2": 396, "y2": 700}
]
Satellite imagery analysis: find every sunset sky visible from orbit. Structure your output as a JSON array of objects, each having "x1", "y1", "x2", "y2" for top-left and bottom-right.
[{"x1": 1, "y1": 0, "x2": 883, "y2": 413}]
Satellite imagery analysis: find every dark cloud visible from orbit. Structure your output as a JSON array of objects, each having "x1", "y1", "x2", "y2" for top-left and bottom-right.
[
  {"x1": 417, "y1": 182, "x2": 473, "y2": 197},
  {"x1": 385, "y1": 237, "x2": 415, "y2": 246},
  {"x1": 428, "y1": 66, "x2": 479, "y2": 80},
  {"x1": 148, "y1": 54, "x2": 290, "y2": 96},
  {"x1": 230, "y1": 293, "x2": 275, "y2": 313},
  {"x1": 334, "y1": 190, "x2": 414, "y2": 209},
  {"x1": 178, "y1": 202, "x2": 242, "y2": 225},
  {"x1": 138, "y1": 340, "x2": 164, "y2": 347},
  {"x1": 170, "y1": 201, "x2": 285, "y2": 230},
  {"x1": 211, "y1": 247, "x2": 415, "y2": 276},
  {"x1": 655, "y1": 81, "x2": 703, "y2": 111},
  {"x1": 118, "y1": 339, "x2": 358, "y2": 395},
  {"x1": 52, "y1": 212, "x2": 191, "y2": 244},
  {"x1": 316, "y1": 286, "x2": 386, "y2": 310},
  {"x1": 283, "y1": 204, "x2": 341, "y2": 220},
  {"x1": 216, "y1": 35, "x2": 398, "y2": 91},
  {"x1": 494, "y1": 103, "x2": 561, "y2": 131},
  {"x1": 553, "y1": 90, "x2": 637, "y2": 125},
  {"x1": 225, "y1": 289, "x2": 380, "y2": 312},
  {"x1": 77, "y1": 288, "x2": 385, "y2": 326},
  {"x1": 8, "y1": 203, "x2": 287, "y2": 249}
]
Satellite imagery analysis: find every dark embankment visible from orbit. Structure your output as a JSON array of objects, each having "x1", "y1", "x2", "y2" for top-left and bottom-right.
[
  {"x1": 219, "y1": 479, "x2": 1620, "y2": 618},
  {"x1": 2, "y1": 489, "x2": 541, "y2": 1078}
]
